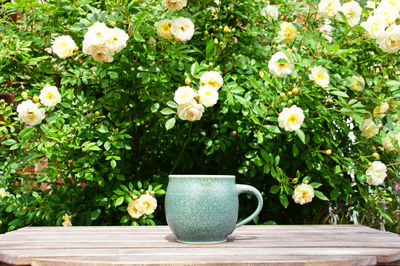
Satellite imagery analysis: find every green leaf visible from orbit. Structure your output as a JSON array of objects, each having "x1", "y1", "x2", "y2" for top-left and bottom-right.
[
  {"x1": 109, "y1": 72, "x2": 118, "y2": 80},
  {"x1": 330, "y1": 188, "x2": 340, "y2": 200},
  {"x1": 114, "y1": 189, "x2": 125, "y2": 196},
  {"x1": 257, "y1": 131, "x2": 263, "y2": 144},
  {"x1": 40, "y1": 124, "x2": 50, "y2": 133},
  {"x1": 91, "y1": 209, "x2": 101, "y2": 220},
  {"x1": 331, "y1": 91, "x2": 349, "y2": 98},
  {"x1": 165, "y1": 117, "x2": 176, "y2": 131},
  {"x1": 98, "y1": 125, "x2": 109, "y2": 133},
  {"x1": 111, "y1": 159, "x2": 117, "y2": 169},
  {"x1": 160, "y1": 108, "x2": 176, "y2": 115},
  {"x1": 151, "y1": 103, "x2": 160, "y2": 113},
  {"x1": 166, "y1": 101, "x2": 178, "y2": 109},
  {"x1": 292, "y1": 144, "x2": 299, "y2": 157},
  {"x1": 18, "y1": 127, "x2": 34, "y2": 140},
  {"x1": 264, "y1": 125, "x2": 281, "y2": 134},
  {"x1": 386, "y1": 80, "x2": 400, "y2": 88},
  {"x1": 248, "y1": 77, "x2": 260, "y2": 89},
  {"x1": 279, "y1": 194, "x2": 289, "y2": 208},
  {"x1": 314, "y1": 190, "x2": 329, "y2": 201},
  {"x1": 206, "y1": 39, "x2": 214, "y2": 59},
  {"x1": 121, "y1": 215, "x2": 130, "y2": 223},
  {"x1": 190, "y1": 62, "x2": 199, "y2": 76},
  {"x1": 269, "y1": 185, "x2": 280, "y2": 194},
  {"x1": 295, "y1": 129, "x2": 305, "y2": 144},
  {"x1": 1, "y1": 139, "x2": 17, "y2": 146},
  {"x1": 310, "y1": 182, "x2": 322, "y2": 188},
  {"x1": 115, "y1": 196, "x2": 124, "y2": 207},
  {"x1": 60, "y1": 102, "x2": 71, "y2": 108},
  {"x1": 104, "y1": 141, "x2": 111, "y2": 151},
  {"x1": 332, "y1": 44, "x2": 339, "y2": 53}
]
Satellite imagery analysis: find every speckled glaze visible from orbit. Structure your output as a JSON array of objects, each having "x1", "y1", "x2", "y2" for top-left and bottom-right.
[{"x1": 165, "y1": 175, "x2": 263, "y2": 244}]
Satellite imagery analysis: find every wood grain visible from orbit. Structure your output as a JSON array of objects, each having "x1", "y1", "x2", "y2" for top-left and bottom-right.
[{"x1": 0, "y1": 225, "x2": 398, "y2": 265}]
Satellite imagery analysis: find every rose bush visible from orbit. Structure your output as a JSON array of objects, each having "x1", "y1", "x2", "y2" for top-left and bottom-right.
[{"x1": 0, "y1": 0, "x2": 399, "y2": 232}]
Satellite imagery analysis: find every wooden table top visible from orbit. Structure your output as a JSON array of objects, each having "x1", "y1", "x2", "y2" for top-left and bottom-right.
[{"x1": 0, "y1": 225, "x2": 399, "y2": 265}]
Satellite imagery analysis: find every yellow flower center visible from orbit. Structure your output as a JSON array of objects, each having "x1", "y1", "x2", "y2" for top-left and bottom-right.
[
  {"x1": 278, "y1": 63, "x2": 286, "y2": 69},
  {"x1": 284, "y1": 28, "x2": 293, "y2": 37},
  {"x1": 288, "y1": 114, "x2": 297, "y2": 124},
  {"x1": 46, "y1": 92, "x2": 54, "y2": 100},
  {"x1": 27, "y1": 111, "x2": 37, "y2": 120},
  {"x1": 143, "y1": 201, "x2": 152, "y2": 209},
  {"x1": 163, "y1": 25, "x2": 170, "y2": 31},
  {"x1": 301, "y1": 190, "x2": 308, "y2": 198},
  {"x1": 208, "y1": 79, "x2": 218, "y2": 88},
  {"x1": 96, "y1": 32, "x2": 102, "y2": 38},
  {"x1": 180, "y1": 26, "x2": 186, "y2": 32},
  {"x1": 317, "y1": 73, "x2": 325, "y2": 80}
]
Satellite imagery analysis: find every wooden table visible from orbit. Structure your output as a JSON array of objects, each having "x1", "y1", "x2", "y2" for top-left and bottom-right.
[{"x1": 0, "y1": 225, "x2": 399, "y2": 265}]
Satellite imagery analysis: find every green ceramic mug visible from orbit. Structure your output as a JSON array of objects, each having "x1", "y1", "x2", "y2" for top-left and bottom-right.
[{"x1": 165, "y1": 175, "x2": 263, "y2": 244}]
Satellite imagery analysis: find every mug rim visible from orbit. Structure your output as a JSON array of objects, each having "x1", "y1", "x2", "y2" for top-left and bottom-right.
[{"x1": 169, "y1": 175, "x2": 235, "y2": 178}]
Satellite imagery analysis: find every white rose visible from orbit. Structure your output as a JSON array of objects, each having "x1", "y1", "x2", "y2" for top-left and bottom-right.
[
  {"x1": 39, "y1": 84, "x2": 61, "y2": 107},
  {"x1": 199, "y1": 71, "x2": 224, "y2": 90},
  {"x1": 366, "y1": 1, "x2": 376, "y2": 9},
  {"x1": 155, "y1": 19, "x2": 172, "y2": 38},
  {"x1": 261, "y1": 5, "x2": 279, "y2": 20},
  {"x1": 171, "y1": 17, "x2": 195, "y2": 42},
  {"x1": 105, "y1": 27, "x2": 129, "y2": 53},
  {"x1": 51, "y1": 35, "x2": 77, "y2": 59},
  {"x1": 382, "y1": 133, "x2": 400, "y2": 151},
  {"x1": 366, "y1": 161, "x2": 387, "y2": 186},
  {"x1": 174, "y1": 86, "x2": 196, "y2": 105},
  {"x1": 127, "y1": 200, "x2": 143, "y2": 219},
  {"x1": 278, "y1": 22, "x2": 297, "y2": 43},
  {"x1": 338, "y1": 1, "x2": 362, "y2": 27},
  {"x1": 162, "y1": 0, "x2": 187, "y2": 11},
  {"x1": 268, "y1": 51, "x2": 294, "y2": 77},
  {"x1": 318, "y1": 0, "x2": 341, "y2": 18},
  {"x1": 320, "y1": 19, "x2": 334, "y2": 32},
  {"x1": 62, "y1": 221, "x2": 72, "y2": 227},
  {"x1": 319, "y1": 19, "x2": 334, "y2": 42},
  {"x1": 83, "y1": 22, "x2": 111, "y2": 47},
  {"x1": 17, "y1": 100, "x2": 46, "y2": 126},
  {"x1": 309, "y1": 66, "x2": 330, "y2": 88},
  {"x1": 361, "y1": 15, "x2": 389, "y2": 40},
  {"x1": 90, "y1": 44, "x2": 114, "y2": 63},
  {"x1": 292, "y1": 183, "x2": 314, "y2": 205},
  {"x1": 360, "y1": 118, "x2": 380, "y2": 138},
  {"x1": 377, "y1": 24, "x2": 400, "y2": 53},
  {"x1": 381, "y1": 0, "x2": 400, "y2": 12},
  {"x1": 375, "y1": 3, "x2": 399, "y2": 25},
  {"x1": 349, "y1": 76, "x2": 365, "y2": 92},
  {"x1": 278, "y1": 105, "x2": 305, "y2": 132},
  {"x1": 177, "y1": 100, "x2": 205, "y2": 121},
  {"x1": 373, "y1": 102, "x2": 389, "y2": 118},
  {"x1": 198, "y1": 85, "x2": 219, "y2": 107},
  {"x1": 135, "y1": 194, "x2": 157, "y2": 215},
  {"x1": 0, "y1": 188, "x2": 10, "y2": 198}
]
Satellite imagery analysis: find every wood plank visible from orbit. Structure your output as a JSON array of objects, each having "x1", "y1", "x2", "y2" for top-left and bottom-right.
[
  {"x1": 0, "y1": 225, "x2": 399, "y2": 265},
  {"x1": 1, "y1": 238, "x2": 400, "y2": 249},
  {"x1": 30, "y1": 255, "x2": 377, "y2": 266},
  {"x1": 0, "y1": 247, "x2": 399, "y2": 265}
]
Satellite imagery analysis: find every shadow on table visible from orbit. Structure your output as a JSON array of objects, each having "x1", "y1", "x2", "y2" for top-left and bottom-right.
[{"x1": 164, "y1": 234, "x2": 257, "y2": 243}]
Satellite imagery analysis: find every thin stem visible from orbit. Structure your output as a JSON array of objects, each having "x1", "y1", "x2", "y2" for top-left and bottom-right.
[
  {"x1": 169, "y1": 123, "x2": 193, "y2": 175},
  {"x1": 386, "y1": 162, "x2": 400, "y2": 167}
]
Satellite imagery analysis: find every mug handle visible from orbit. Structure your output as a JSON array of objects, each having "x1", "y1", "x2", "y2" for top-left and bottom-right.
[{"x1": 235, "y1": 184, "x2": 263, "y2": 228}]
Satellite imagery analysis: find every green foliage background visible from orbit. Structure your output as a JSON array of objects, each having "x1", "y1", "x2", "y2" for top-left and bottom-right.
[{"x1": 0, "y1": 0, "x2": 399, "y2": 232}]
